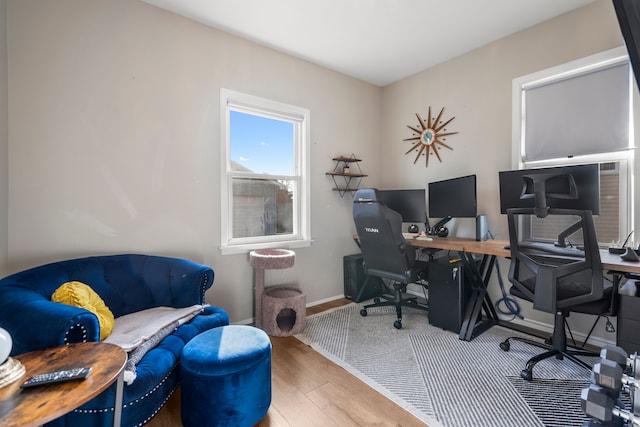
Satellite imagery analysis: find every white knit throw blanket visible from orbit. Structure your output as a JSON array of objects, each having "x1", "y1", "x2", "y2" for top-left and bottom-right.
[{"x1": 104, "y1": 304, "x2": 206, "y2": 384}]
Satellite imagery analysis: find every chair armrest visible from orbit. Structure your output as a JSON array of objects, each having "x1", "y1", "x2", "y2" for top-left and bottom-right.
[
  {"x1": 1, "y1": 296, "x2": 100, "y2": 356},
  {"x1": 532, "y1": 266, "x2": 557, "y2": 313}
]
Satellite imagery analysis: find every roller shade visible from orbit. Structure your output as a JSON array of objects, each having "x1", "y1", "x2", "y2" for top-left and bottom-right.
[{"x1": 524, "y1": 62, "x2": 630, "y2": 162}]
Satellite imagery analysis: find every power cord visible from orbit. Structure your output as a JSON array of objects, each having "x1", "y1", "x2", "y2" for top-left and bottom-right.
[
  {"x1": 488, "y1": 230, "x2": 523, "y2": 320},
  {"x1": 605, "y1": 317, "x2": 616, "y2": 333}
]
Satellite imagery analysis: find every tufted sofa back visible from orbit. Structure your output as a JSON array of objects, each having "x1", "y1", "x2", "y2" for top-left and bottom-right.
[{"x1": 0, "y1": 254, "x2": 214, "y2": 355}]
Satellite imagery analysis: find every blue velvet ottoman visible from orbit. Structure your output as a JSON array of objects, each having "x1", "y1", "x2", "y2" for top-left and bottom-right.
[{"x1": 180, "y1": 325, "x2": 272, "y2": 427}]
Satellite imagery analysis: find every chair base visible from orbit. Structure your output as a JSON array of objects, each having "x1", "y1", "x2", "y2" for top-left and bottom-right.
[
  {"x1": 359, "y1": 285, "x2": 428, "y2": 329},
  {"x1": 499, "y1": 335, "x2": 597, "y2": 381}
]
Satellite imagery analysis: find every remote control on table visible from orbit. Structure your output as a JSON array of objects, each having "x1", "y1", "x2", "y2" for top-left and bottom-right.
[{"x1": 20, "y1": 367, "x2": 92, "y2": 388}]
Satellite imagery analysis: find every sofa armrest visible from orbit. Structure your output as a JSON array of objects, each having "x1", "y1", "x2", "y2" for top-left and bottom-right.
[
  {"x1": 1, "y1": 295, "x2": 100, "y2": 356},
  {"x1": 137, "y1": 257, "x2": 214, "y2": 308}
]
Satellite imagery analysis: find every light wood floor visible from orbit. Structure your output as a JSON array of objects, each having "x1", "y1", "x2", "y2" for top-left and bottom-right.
[{"x1": 146, "y1": 298, "x2": 427, "y2": 426}]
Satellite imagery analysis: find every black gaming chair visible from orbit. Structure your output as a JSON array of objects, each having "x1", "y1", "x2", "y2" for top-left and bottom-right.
[
  {"x1": 499, "y1": 172, "x2": 613, "y2": 381},
  {"x1": 353, "y1": 188, "x2": 429, "y2": 329}
]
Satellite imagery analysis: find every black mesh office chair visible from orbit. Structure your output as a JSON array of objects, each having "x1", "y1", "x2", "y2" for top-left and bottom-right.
[
  {"x1": 353, "y1": 188, "x2": 429, "y2": 329},
  {"x1": 499, "y1": 173, "x2": 613, "y2": 381}
]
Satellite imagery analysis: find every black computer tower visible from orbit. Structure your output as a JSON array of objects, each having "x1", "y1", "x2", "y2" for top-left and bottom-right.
[
  {"x1": 343, "y1": 253, "x2": 384, "y2": 302},
  {"x1": 617, "y1": 294, "x2": 640, "y2": 355},
  {"x1": 428, "y1": 257, "x2": 472, "y2": 333}
]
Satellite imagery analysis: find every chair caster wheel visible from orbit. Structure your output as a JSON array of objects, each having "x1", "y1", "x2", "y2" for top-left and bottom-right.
[
  {"x1": 499, "y1": 340, "x2": 510, "y2": 351},
  {"x1": 520, "y1": 369, "x2": 533, "y2": 381},
  {"x1": 373, "y1": 298, "x2": 381, "y2": 304},
  {"x1": 360, "y1": 309, "x2": 367, "y2": 317},
  {"x1": 394, "y1": 320, "x2": 402, "y2": 329}
]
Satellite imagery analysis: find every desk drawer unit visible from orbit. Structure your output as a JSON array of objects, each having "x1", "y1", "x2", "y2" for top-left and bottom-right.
[
  {"x1": 617, "y1": 294, "x2": 640, "y2": 355},
  {"x1": 428, "y1": 258, "x2": 472, "y2": 333}
]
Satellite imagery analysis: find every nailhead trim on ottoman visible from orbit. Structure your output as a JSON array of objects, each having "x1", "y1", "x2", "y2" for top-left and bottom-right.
[{"x1": 180, "y1": 325, "x2": 272, "y2": 427}]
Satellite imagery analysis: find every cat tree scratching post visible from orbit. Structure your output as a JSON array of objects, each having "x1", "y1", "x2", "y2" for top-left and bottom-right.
[{"x1": 249, "y1": 249, "x2": 305, "y2": 336}]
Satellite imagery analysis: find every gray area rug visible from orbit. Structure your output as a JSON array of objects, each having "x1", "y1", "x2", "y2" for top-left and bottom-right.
[{"x1": 296, "y1": 302, "x2": 597, "y2": 427}]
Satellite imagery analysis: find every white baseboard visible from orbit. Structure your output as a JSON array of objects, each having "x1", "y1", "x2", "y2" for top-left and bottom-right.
[
  {"x1": 307, "y1": 294, "x2": 347, "y2": 307},
  {"x1": 233, "y1": 317, "x2": 254, "y2": 325}
]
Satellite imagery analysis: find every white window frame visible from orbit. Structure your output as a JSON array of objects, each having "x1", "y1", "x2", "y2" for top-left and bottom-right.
[
  {"x1": 512, "y1": 46, "x2": 635, "y2": 240},
  {"x1": 220, "y1": 89, "x2": 311, "y2": 255}
]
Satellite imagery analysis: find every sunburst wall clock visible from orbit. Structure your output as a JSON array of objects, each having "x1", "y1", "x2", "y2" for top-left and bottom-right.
[{"x1": 404, "y1": 106, "x2": 458, "y2": 167}]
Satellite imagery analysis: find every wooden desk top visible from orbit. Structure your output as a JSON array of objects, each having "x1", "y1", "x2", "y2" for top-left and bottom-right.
[
  {"x1": 408, "y1": 236, "x2": 511, "y2": 257},
  {"x1": 408, "y1": 235, "x2": 640, "y2": 274},
  {"x1": 600, "y1": 249, "x2": 640, "y2": 274},
  {"x1": 356, "y1": 233, "x2": 640, "y2": 274},
  {"x1": 0, "y1": 342, "x2": 126, "y2": 427}
]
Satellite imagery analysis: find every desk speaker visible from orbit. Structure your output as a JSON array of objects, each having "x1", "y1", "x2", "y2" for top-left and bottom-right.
[
  {"x1": 476, "y1": 214, "x2": 488, "y2": 241},
  {"x1": 343, "y1": 254, "x2": 384, "y2": 302}
]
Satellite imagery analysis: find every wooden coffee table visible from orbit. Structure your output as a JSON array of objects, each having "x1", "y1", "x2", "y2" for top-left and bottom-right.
[{"x1": 0, "y1": 342, "x2": 126, "y2": 427}]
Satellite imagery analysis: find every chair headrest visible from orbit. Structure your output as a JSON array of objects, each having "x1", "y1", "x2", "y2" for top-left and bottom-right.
[{"x1": 354, "y1": 188, "x2": 382, "y2": 204}]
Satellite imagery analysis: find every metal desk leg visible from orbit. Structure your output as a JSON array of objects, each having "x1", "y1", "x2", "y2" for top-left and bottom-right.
[
  {"x1": 113, "y1": 370, "x2": 124, "y2": 427},
  {"x1": 458, "y1": 252, "x2": 499, "y2": 341}
]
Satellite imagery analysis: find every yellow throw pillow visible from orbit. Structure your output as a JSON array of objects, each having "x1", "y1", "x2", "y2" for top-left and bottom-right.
[{"x1": 52, "y1": 281, "x2": 115, "y2": 340}]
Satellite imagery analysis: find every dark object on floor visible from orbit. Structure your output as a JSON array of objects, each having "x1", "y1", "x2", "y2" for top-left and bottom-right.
[
  {"x1": 580, "y1": 343, "x2": 636, "y2": 426},
  {"x1": 343, "y1": 253, "x2": 385, "y2": 302},
  {"x1": 428, "y1": 257, "x2": 473, "y2": 333}
]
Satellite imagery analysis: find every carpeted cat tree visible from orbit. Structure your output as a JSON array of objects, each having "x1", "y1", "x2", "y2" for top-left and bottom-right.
[{"x1": 250, "y1": 249, "x2": 306, "y2": 336}]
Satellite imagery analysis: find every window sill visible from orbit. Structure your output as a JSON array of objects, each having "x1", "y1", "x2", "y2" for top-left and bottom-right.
[{"x1": 219, "y1": 239, "x2": 313, "y2": 255}]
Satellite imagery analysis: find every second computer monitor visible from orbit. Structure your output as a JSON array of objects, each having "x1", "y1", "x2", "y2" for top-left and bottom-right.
[
  {"x1": 379, "y1": 189, "x2": 427, "y2": 224},
  {"x1": 428, "y1": 175, "x2": 478, "y2": 219}
]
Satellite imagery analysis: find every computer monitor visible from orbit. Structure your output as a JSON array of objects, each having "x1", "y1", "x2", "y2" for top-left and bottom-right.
[
  {"x1": 428, "y1": 175, "x2": 477, "y2": 219},
  {"x1": 379, "y1": 189, "x2": 427, "y2": 225},
  {"x1": 498, "y1": 163, "x2": 600, "y2": 215}
]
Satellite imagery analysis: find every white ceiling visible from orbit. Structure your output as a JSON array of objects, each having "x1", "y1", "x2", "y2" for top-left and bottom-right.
[{"x1": 142, "y1": 0, "x2": 597, "y2": 87}]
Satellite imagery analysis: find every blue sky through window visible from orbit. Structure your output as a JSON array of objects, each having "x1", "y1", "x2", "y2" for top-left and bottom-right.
[{"x1": 229, "y1": 110, "x2": 294, "y2": 175}]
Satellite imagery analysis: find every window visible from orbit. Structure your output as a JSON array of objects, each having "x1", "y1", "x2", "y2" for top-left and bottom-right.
[
  {"x1": 512, "y1": 47, "x2": 634, "y2": 245},
  {"x1": 220, "y1": 89, "x2": 311, "y2": 255}
]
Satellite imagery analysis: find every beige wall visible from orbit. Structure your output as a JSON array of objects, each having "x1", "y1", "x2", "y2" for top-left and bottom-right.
[
  {"x1": 381, "y1": 0, "x2": 633, "y2": 341},
  {"x1": 4, "y1": 0, "x2": 635, "y2": 342},
  {"x1": 6, "y1": 0, "x2": 381, "y2": 323},
  {"x1": 0, "y1": 0, "x2": 7, "y2": 277},
  {"x1": 381, "y1": 0, "x2": 625, "y2": 239}
]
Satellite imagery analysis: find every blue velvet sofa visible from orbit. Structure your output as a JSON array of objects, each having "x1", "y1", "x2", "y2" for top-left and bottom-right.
[{"x1": 0, "y1": 254, "x2": 229, "y2": 427}]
